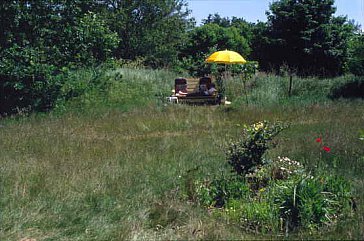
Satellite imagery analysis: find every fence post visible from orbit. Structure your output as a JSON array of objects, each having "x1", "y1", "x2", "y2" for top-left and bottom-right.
[{"x1": 288, "y1": 75, "x2": 293, "y2": 97}]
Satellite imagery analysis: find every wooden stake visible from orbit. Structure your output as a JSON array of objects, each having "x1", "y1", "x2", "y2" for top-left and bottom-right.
[{"x1": 288, "y1": 75, "x2": 293, "y2": 97}]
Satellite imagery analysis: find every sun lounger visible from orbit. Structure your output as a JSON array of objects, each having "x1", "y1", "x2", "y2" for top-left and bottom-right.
[{"x1": 171, "y1": 77, "x2": 222, "y2": 105}]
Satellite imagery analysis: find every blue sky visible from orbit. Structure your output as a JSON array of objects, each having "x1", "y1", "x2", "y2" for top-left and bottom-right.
[{"x1": 186, "y1": 0, "x2": 364, "y2": 30}]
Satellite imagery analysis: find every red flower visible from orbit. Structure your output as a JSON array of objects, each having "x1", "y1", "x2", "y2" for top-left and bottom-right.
[
  {"x1": 316, "y1": 137, "x2": 322, "y2": 143},
  {"x1": 322, "y1": 146, "x2": 331, "y2": 153}
]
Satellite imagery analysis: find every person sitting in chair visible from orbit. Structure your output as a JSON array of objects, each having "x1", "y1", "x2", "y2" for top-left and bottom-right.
[{"x1": 205, "y1": 83, "x2": 217, "y2": 96}]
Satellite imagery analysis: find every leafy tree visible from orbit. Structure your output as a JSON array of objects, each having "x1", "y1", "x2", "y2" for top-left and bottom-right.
[
  {"x1": 0, "y1": 1, "x2": 119, "y2": 115},
  {"x1": 348, "y1": 33, "x2": 364, "y2": 76},
  {"x1": 103, "y1": 0, "x2": 192, "y2": 67},
  {"x1": 263, "y1": 0, "x2": 356, "y2": 76},
  {"x1": 0, "y1": 45, "x2": 63, "y2": 114},
  {"x1": 230, "y1": 17, "x2": 255, "y2": 44},
  {"x1": 202, "y1": 13, "x2": 231, "y2": 27},
  {"x1": 202, "y1": 14, "x2": 254, "y2": 45},
  {"x1": 0, "y1": 0, "x2": 192, "y2": 114},
  {"x1": 179, "y1": 23, "x2": 251, "y2": 76},
  {"x1": 250, "y1": 21, "x2": 273, "y2": 69},
  {"x1": 66, "y1": 12, "x2": 119, "y2": 65}
]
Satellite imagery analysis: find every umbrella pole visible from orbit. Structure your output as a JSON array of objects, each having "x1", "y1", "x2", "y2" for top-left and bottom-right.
[
  {"x1": 243, "y1": 77, "x2": 248, "y2": 105},
  {"x1": 216, "y1": 65, "x2": 225, "y2": 99},
  {"x1": 223, "y1": 65, "x2": 227, "y2": 97},
  {"x1": 224, "y1": 64, "x2": 228, "y2": 80}
]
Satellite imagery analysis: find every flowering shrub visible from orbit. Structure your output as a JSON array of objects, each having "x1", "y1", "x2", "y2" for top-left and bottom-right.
[
  {"x1": 226, "y1": 121, "x2": 288, "y2": 175},
  {"x1": 189, "y1": 121, "x2": 354, "y2": 234}
]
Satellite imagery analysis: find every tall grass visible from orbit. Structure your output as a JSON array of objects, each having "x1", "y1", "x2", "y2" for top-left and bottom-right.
[
  {"x1": 225, "y1": 73, "x2": 362, "y2": 108},
  {"x1": 54, "y1": 66, "x2": 176, "y2": 116},
  {"x1": 1, "y1": 67, "x2": 363, "y2": 240}
]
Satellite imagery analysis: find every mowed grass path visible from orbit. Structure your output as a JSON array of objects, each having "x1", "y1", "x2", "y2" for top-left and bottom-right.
[{"x1": 1, "y1": 101, "x2": 364, "y2": 240}]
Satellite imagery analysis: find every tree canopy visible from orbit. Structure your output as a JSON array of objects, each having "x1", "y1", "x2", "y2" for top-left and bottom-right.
[
  {"x1": 0, "y1": 0, "x2": 362, "y2": 115},
  {"x1": 348, "y1": 33, "x2": 364, "y2": 76},
  {"x1": 260, "y1": 0, "x2": 357, "y2": 76},
  {"x1": 103, "y1": 0, "x2": 192, "y2": 67},
  {"x1": 0, "y1": 0, "x2": 192, "y2": 114}
]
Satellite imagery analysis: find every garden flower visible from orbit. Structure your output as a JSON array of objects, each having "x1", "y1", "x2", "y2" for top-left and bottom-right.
[
  {"x1": 316, "y1": 137, "x2": 322, "y2": 143},
  {"x1": 254, "y1": 122, "x2": 264, "y2": 130},
  {"x1": 323, "y1": 146, "x2": 331, "y2": 153}
]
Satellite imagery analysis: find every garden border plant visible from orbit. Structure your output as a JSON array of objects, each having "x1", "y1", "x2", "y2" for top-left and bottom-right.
[{"x1": 189, "y1": 120, "x2": 355, "y2": 235}]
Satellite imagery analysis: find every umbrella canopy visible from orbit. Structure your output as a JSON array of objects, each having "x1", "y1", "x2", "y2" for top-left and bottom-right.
[{"x1": 205, "y1": 50, "x2": 247, "y2": 64}]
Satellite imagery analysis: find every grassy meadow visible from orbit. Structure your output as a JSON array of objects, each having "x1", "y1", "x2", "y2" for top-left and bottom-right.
[{"x1": 1, "y1": 67, "x2": 364, "y2": 240}]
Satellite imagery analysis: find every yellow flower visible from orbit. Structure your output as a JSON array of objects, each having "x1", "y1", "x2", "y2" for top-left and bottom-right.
[{"x1": 254, "y1": 122, "x2": 264, "y2": 130}]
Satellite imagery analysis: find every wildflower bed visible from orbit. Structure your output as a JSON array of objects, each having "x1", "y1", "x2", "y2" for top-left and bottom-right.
[{"x1": 188, "y1": 121, "x2": 354, "y2": 234}]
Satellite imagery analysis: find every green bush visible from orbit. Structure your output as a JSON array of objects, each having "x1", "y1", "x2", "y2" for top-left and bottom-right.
[
  {"x1": 59, "y1": 64, "x2": 115, "y2": 102},
  {"x1": 329, "y1": 77, "x2": 364, "y2": 99},
  {"x1": 226, "y1": 121, "x2": 287, "y2": 175},
  {"x1": 269, "y1": 174, "x2": 352, "y2": 231},
  {"x1": 0, "y1": 45, "x2": 65, "y2": 115},
  {"x1": 192, "y1": 121, "x2": 354, "y2": 234},
  {"x1": 348, "y1": 34, "x2": 364, "y2": 76}
]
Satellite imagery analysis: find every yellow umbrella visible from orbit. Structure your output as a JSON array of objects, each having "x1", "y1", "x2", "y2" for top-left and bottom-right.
[
  {"x1": 205, "y1": 50, "x2": 247, "y2": 102},
  {"x1": 205, "y1": 50, "x2": 247, "y2": 64}
]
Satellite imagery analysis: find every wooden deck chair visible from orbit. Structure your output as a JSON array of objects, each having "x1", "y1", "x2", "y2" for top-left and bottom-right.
[
  {"x1": 185, "y1": 78, "x2": 200, "y2": 94},
  {"x1": 198, "y1": 77, "x2": 212, "y2": 94},
  {"x1": 175, "y1": 78, "x2": 188, "y2": 95}
]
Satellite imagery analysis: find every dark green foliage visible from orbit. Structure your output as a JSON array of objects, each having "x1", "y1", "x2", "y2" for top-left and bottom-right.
[
  {"x1": 58, "y1": 63, "x2": 117, "y2": 103},
  {"x1": 203, "y1": 14, "x2": 232, "y2": 28},
  {"x1": 271, "y1": 174, "x2": 352, "y2": 231},
  {"x1": 0, "y1": 45, "x2": 64, "y2": 114},
  {"x1": 105, "y1": 0, "x2": 192, "y2": 67},
  {"x1": 0, "y1": 1, "x2": 118, "y2": 67},
  {"x1": 258, "y1": 0, "x2": 356, "y2": 76},
  {"x1": 348, "y1": 34, "x2": 364, "y2": 76},
  {"x1": 202, "y1": 14, "x2": 255, "y2": 43},
  {"x1": 193, "y1": 160, "x2": 353, "y2": 233},
  {"x1": 2, "y1": 0, "x2": 363, "y2": 115},
  {"x1": 0, "y1": 0, "x2": 193, "y2": 114},
  {"x1": 226, "y1": 121, "x2": 287, "y2": 175},
  {"x1": 0, "y1": 1, "x2": 119, "y2": 115},
  {"x1": 329, "y1": 77, "x2": 364, "y2": 99},
  {"x1": 65, "y1": 12, "x2": 119, "y2": 65},
  {"x1": 250, "y1": 22, "x2": 271, "y2": 66},
  {"x1": 178, "y1": 22, "x2": 251, "y2": 76}
]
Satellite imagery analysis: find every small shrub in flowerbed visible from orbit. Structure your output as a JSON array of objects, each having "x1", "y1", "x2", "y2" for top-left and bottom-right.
[
  {"x1": 191, "y1": 121, "x2": 354, "y2": 234},
  {"x1": 226, "y1": 121, "x2": 288, "y2": 175}
]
